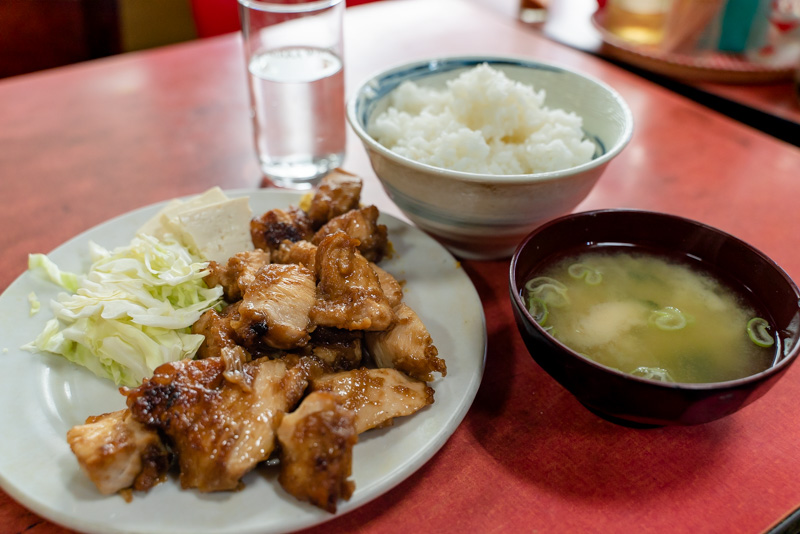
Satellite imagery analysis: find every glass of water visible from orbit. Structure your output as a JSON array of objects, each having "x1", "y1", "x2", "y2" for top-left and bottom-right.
[{"x1": 239, "y1": 0, "x2": 346, "y2": 189}]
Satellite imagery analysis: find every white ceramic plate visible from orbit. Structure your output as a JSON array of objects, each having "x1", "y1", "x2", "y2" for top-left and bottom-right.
[{"x1": 0, "y1": 189, "x2": 486, "y2": 534}]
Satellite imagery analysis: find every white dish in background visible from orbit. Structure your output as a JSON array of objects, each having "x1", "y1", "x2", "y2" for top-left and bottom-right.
[{"x1": 0, "y1": 189, "x2": 487, "y2": 534}]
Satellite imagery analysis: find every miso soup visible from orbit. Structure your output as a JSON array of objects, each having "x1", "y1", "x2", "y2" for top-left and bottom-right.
[{"x1": 524, "y1": 247, "x2": 777, "y2": 383}]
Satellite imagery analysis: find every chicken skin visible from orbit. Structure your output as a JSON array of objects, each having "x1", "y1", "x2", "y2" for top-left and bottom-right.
[
  {"x1": 277, "y1": 391, "x2": 357, "y2": 513},
  {"x1": 311, "y1": 231, "x2": 395, "y2": 332},
  {"x1": 365, "y1": 303, "x2": 447, "y2": 382},
  {"x1": 311, "y1": 368, "x2": 434, "y2": 434},
  {"x1": 123, "y1": 356, "x2": 310, "y2": 492},
  {"x1": 66, "y1": 409, "x2": 170, "y2": 496}
]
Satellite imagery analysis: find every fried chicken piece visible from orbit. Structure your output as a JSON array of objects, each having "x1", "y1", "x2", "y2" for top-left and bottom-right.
[
  {"x1": 305, "y1": 170, "x2": 363, "y2": 229},
  {"x1": 271, "y1": 239, "x2": 318, "y2": 273},
  {"x1": 311, "y1": 231, "x2": 395, "y2": 331},
  {"x1": 311, "y1": 368, "x2": 434, "y2": 434},
  {"x1": 67, "y1": 409, "x2": 170, "y2": 496},
  {"x1": 231, "y1": 263, "x2": 316, "y2": 350},
  {"x1": 370, "y1": 263, "x2": 403, "y2": 308},
  {"x1": 192, "y1": 308, "x2": 239, "y2": 359},
  {"x1": 277, "y1": 391, "x2": 357, "y2": 513},
  {"x1": 204, "y1": 249, "x2": 271, "y2": 302},
  {"x1": 365, "y1": 303, "x2": 447, "y2": 381},
  {"x1": 251, "y1": 207, "x2": 313, "y2": 253},
  {"x1": 308, "y1": 327, "x2": 363, "y2": 371},
  {"x1": 124, "y1": 356, "x2": 310, "y2": 492},
  {"x1": 312, "y1": 206, "x2": 389, "y2": 263}
]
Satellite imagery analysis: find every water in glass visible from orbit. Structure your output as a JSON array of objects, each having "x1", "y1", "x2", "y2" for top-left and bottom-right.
[{"x1": 247, "y1": 45, "x2": 345, "y2": 189}]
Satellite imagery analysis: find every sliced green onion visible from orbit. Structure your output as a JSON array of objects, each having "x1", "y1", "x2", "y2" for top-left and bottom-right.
[
  {"x1": 567, "y1": 263, "x2": 602, "y2": 285},
  {"x1": 747, "y1": 317, "x2": 774, "y2": 348},
  {"x1": 525, "y1": 276, "x2": 564, "y2": 292},
  {"x1": 649, "y1": 306, "x2": 687, "y2": 331},
  {"x1": 525, "y1": 276, "x2": 570, "y2": 307},
  {"x1": 527, "y1": 296, "x2": 548, "y2": 325},
  {"x1": 631, "y1": 366, "x2": 675, "y2": 382}
]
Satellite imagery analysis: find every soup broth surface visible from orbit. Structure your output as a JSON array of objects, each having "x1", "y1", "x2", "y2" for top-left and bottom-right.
[{"x1": 527, "y1": 247, "x2": 776, "y2": 383}]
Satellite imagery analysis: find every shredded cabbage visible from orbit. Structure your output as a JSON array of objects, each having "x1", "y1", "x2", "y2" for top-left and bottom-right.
[
  {"x1": 28, "y1": 253, "x2": 80, "y2": 292},
  {"x1": 24, "y1": 234, "x2": 223, "y2": 386},
  {"x1": 28, "y1": 292, "x2": 41, "y2": 316}
]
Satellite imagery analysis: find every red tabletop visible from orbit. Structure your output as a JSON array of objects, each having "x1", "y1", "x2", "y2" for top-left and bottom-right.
[{"x1": 2, "y1": 0, "x2": 800, "y2": 532}]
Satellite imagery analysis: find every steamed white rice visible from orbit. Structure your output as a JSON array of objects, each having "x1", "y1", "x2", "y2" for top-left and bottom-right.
[{"x1": 367, "y1": 63, "x2": 595, "y2": 175}]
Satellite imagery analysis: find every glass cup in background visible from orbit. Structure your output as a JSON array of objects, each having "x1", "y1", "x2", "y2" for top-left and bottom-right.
[
  {"x1": 519, "y1": 0, "x2": 549, "y2": 25},
  {"x1": 238, "y1": 0, "x2": 346, "y2": 190},
  {"x1": 601, "y1": 0, "x2": 725, "y2": 54},
  {"x1": 602, "y1": 0, "x2": 673, "y2": 46}
]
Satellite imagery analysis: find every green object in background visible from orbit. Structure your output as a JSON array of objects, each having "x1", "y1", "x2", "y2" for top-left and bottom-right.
[
  {"x1": 717, "y1": 0, "x2": 761, "y2": 53},
  {"x1": 119, "y1": 0, "x2": 198, "y2": 53}
]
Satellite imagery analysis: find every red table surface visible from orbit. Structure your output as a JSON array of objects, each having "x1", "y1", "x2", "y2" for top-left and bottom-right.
[{"x1": 2, "y1": 0, "x2": 800, "y2": 533}]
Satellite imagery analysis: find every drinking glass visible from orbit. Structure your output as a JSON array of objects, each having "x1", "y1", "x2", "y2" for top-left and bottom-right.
[{"x1": 239, "y1": 0, "x2": 346, "y2": 189}]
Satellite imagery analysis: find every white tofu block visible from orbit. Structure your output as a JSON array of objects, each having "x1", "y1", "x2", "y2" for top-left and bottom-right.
[
  {"x1": 136, "y1": 187, "x2": 229, "y2": 239},
  {"x1": 173, "y1": 197, "x2": 254, "y2": 263}
]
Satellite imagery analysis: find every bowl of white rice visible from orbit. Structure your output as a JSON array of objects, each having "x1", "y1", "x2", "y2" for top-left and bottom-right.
[{"x1": 346, "y1": 56, "x2": 633, "y2": 260}]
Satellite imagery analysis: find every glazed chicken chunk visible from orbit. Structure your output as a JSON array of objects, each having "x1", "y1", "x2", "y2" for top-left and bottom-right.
[
  {"x1": 277, "y1": 391, "x2": 357, "y2": 513},
  {"x1": 191, "y1": 308, "x2": 239, "y2": 359},
  {"x1": 66, "y1": 409, "x2": 170, "y2": 496},
  {"x1": 365, "y1": 303, "x2": 447, "y2": 381},
  {"x1": 305, "y1": 169, "x2": 363, "y2": 229},
  {"x1": 123, "y1": 355, "x2": 310, "y2": 492},
  {"x1": 251, "y1": 206, "x2": 313, "y2": 253},
  {"x1": 307, "y1": 327, "x2": 364, "y2": 371},
  {"x1": 311, "y1": 368, "x2": 434, "y2": 434},
  {"x1": 204, "y1": 249, "x2": 271, "y2": 302},
  {"x1": 271, "y1": 239, "x2": 318, "y2": 273},
  {"x1": 231, "y1": 263, "x2": 317, "y2": 350},
  {"x1": 311, "y1": 231, "x2": 395, "y2": 332},
  {"x1": 312, "y1": 206, "x2": 389, "y2": 263}
]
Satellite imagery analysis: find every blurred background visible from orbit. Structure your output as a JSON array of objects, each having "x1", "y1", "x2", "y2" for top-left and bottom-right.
[{"x1": 0, "y1": 0, "x2": 379, "y2": 79}]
